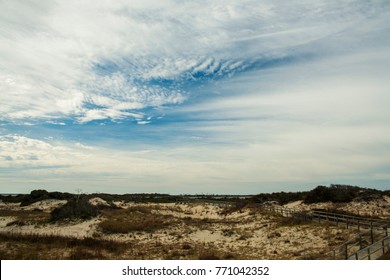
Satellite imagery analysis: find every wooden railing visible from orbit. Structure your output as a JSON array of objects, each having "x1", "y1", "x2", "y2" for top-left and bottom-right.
[
  {"x1": 348, "y1": 236, "x2": 390, "y2": 260},
  {"x1": 347, "y1": 235, "x2": 390, "y2": 260},
  {"x1": 311, "y1": 210, "x2": 388, "y2": 232},
  {"x1": 260, "y1": 204, "x2": 390, "y2": 259},
  {"x1": 328, "y1": 228, "x2": 388, "y2": 259}
]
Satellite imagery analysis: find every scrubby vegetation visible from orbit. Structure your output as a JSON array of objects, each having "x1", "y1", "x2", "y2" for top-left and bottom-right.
[
  {"x1": 0, "y1": 189, "x2": 74, "y2": 206},
  {"x1": 0, "y1": 209, "x2": 50, "y2": 226},
  {"x1": 303, "y1": 184, "x2": 386, "y2": 204},
  {"x1": 20, "y1": 190, "x2": 74, "y2": 206},
  {"x1": 98, "y1": 207, "x2": 174, "y2": 234},
  {"x1": 251, "y1": 184, "x2": 389, "y2": 205},
  {"x1": 0, "y1": 230, "x2": 241, "y2": 260},
  {"x1": 1, "y1": 184, "x2": 388, "y2": 207},
  {"x1": 0, "y1": 232, "x2": 124, "y2": 259},
  {"x1": 252, "y1": 191, "x2": 307, "y2": 205},
  {"x1": 51, "y1": 199, "x2": 100, "y2": 221},
  {"x1": 1, "y1": 184, "x2": 388, "y2": 260}
]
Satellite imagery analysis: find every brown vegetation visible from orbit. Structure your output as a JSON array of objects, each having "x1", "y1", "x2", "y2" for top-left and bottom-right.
[
  {"x1": 1, "y1": 186, "x2": 389, "y2": 260},
  {"x1": 98, "y1": 207, "x2": 175, "y2": 234}
]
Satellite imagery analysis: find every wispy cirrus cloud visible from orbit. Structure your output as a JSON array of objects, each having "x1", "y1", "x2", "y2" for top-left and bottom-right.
[{"x1": 1, "y1": 0, "x2": 385, "y2": 123}]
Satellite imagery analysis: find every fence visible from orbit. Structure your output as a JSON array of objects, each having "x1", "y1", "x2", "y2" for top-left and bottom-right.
[
  {"x1": 329, "y1": 228, "x2": 388, "y2": 259},
  {"x1": 260, "y1": 204, "x2": 390, "y2": 259},
  {"x1": 311, "y1": 210, "x2": 388, "y2": 232},
  {"x1": 347, "y1": 235, "x2": 390, "y2": 260}
]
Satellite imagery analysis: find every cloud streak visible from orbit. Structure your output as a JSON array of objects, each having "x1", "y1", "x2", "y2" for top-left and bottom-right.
[
  {"x1": 1, "y1": 1, "x2": 390, "y2": 193},
  {"x1": 2, "y1": 0, "x2": 386, "y2": 123}
]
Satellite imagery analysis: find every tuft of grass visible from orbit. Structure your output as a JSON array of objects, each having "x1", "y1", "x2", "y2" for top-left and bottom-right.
[
  {"x1": 68, "y1": 247, "x2": 105, "y2": 260},
  {"x1": 182, "y1": 243, "x2": 192, "y2": 250},
  {"x1": 276, "y1": 216, "x2": 313, "y2": 227},
  {"x1": 128, "y1": 205, "x2": 152, "y2": 214},
  {"x1": 197, "y1": 246, "x2": 237, "y2": 260},
  {"x1": 219, "y1": 202, "x2": 247, "y2": 216},
  {"x1": 198, "y1": 251, "x2": 220, "y2": 260}
]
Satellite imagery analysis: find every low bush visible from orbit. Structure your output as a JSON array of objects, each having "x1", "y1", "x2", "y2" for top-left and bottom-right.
[
  {"x1": 252, "y1": 191, "x2": 307, "y2": 205},
  {"x1": 51, "y1": 199, "x2": 99, "y2": 221},
  {"x1": 304, "y1": 185, "x2": 356, "y2": 204},
  {"x1": 20, "y1": 190, "x2": 74, "y2": 206}
]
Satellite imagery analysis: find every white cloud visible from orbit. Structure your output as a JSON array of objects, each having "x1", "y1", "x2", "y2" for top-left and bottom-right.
[
  {"x1": 165, "y1": 42, "x2": 390, "y2": 190},
  {"x1": 0, "y1": 135, "x2": 73, "y2": 168},
  {"x1": 1, "y1": 1, "x2": 390, "y2": 193},
  {"x1": 1, "y1": 0, "x2": 386, "y2": 123}
]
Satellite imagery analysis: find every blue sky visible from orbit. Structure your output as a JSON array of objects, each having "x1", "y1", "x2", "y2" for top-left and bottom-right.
[{"x1": 1, "y1": 0, "x2": 390, "y2": 194}]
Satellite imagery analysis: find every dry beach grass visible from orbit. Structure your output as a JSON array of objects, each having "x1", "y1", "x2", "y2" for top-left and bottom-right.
[{"x1": 1, "y1": 195, "x2": 383, "y2": 260}]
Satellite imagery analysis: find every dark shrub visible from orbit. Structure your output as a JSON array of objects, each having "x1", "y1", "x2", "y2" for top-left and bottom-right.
[
  {"x1": 20, "y1": 190, "x2": 50, "y2": 206},
  {"x1": 30, "y1": 189, "x2": 49, "y2": 199},
  {"x1": 303, "y1": 185, "x2": 380, "y2": 204},
  {"x1": 0, "y1": 194, "x2": 26, "y2": 203},
  {"x1": 49, "y1": 191, "x2": 74, "y2": 200},
  {"x1": 20, "y1": 190, "x2": 75, "y2": 206},
  {"x1": 51, "y1": 199, "x2": 99, "y2": 221},
  {"x1": 252, "y1": 191, "x2": 307, "y2": 205}
]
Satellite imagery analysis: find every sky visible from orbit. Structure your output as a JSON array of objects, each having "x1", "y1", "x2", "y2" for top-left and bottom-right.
[{"x1": 1, "y1": 0, "x2": 390, "y2": 194}]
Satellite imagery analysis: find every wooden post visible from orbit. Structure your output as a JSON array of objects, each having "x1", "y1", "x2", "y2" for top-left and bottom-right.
[
  {"x1": 367, "y1": 246, "x2": 371, "y2": 260},
  {"x1": 345, "y1": 244, "x2": 348, "y2": 259},
  {"x1": 358, "y1": 220, "x2": 360, "y2": 231},
  {"x1": 370, "y1": 223, "x2": 374, "y2": 244},
  {"x1": 382, "y1": 239, "x2": 386, "y2": 254},
  {"x1": 336, "y1": 217, "x2": 339, "y2": 226},
  {"x1": 346, "y1": 218, "x2": 349, "y2": 229}
]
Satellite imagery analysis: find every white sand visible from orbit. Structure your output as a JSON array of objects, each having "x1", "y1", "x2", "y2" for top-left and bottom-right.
[{"x1": 88, "y1": 197, "x2": 110, "y2": 207}]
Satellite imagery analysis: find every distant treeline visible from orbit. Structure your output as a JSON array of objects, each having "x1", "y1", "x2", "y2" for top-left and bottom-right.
[
  {"x1": 0, "y1": 189, "x2": 179, "y2": 206},
  {"x1": 0, "y1": 184, "x2": 389, "y2": 206}
]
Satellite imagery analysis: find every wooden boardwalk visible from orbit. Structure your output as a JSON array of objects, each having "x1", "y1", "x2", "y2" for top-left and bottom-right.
[{"x1": 261, "y1": 204, "x2": 390, "y2": 260}]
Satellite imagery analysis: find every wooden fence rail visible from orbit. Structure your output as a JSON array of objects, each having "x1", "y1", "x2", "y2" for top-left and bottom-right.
[
  {"x1": 260, "y1": 204, "x2": 390, "y2": 259},
  {"x1": 311, "y1": 210, "x2": 388, "y2": 232},
  {"x1": 347, "y1": 236, "x2": 390, "y2": 260}
]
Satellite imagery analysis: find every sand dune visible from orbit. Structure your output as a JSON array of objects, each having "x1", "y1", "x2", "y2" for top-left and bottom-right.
[{"x1": 2, "y1": 196, "x2": 384, "y2": 259}]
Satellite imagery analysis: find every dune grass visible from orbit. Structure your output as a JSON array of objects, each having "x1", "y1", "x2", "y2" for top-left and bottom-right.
[
  {"x1": 0, "y1": 231, "x2": 125, "y2": 259},
  {"x1": 98, "y1": 207, "x2": 175, "y2": 234},
  {"x1": 0, "y1": 209, "x2": 50, "y2": 226}
]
